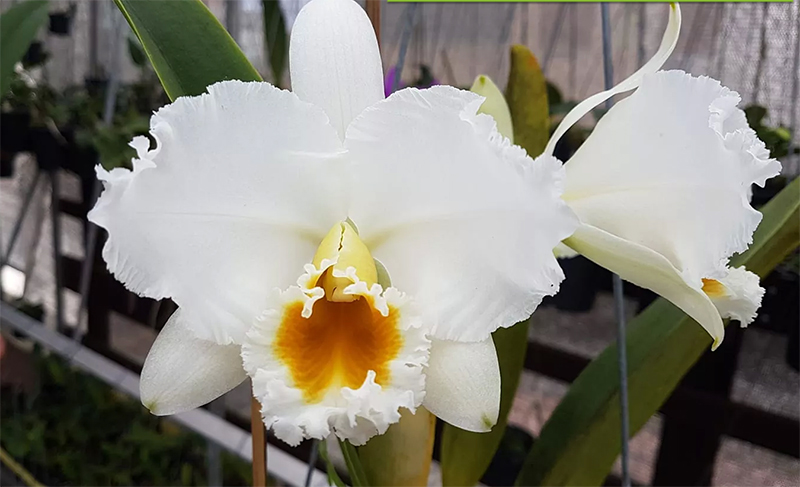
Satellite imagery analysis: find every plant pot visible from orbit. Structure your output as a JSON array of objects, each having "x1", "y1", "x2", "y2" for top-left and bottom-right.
[
  {"x1": 30, "y1": 127, "x2": 66, "y2": 172},
  {"x1": 84, "y1": 77, "x2": 108, "y2": 98},
  {"x1": 22, "y1": 41, "x2": 46, "y2": 67},
  {"x1": 1, "y1": 111, "x2": 32, "y2": 154},
  {"x1": 48, "y1": 13, "x2": 73, "y2": 35},
  {"x1": 552, "y1": 256, "x2": 600, "y2": 312}
]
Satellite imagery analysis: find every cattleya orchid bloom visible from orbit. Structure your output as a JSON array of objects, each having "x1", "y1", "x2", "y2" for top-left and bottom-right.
[
  {"x1": 547, "y1": 4, "x2": 781, "y2": 349},
  {"x1": 88, "y1": 0, "x2": 576, "y2": 446}
]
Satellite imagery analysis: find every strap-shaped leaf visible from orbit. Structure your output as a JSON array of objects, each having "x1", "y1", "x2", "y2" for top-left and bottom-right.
[
  {"x1": 0, "y1": 0, "x2": 49, "y2": 96},
  {"x1": 441, "y1": 48, "x2": 550, "y2": 487},
  {"x1": 516, "y1": 177, "x2": 800, "y2": 486},
  {"x1": 114, "y1": 0, "x2": 261, "y2": 101}
]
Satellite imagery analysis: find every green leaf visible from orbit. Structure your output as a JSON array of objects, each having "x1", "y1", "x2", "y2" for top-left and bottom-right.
[
  {"x1": 440, "y1": 47, "x2": 550, "y2": 487},
  {"x1": 318, "y1": 441, "x2": 346, "y2": 487},
  {"x1": 358, "y1": 408, "x2": 435, "y2": 487},
  {"x1": 0, "y1": 0, "x2": 49, "y2": 96},
  {"x1": 338, "y1": 439, "x2": 368, "y2": 487},
  {"x1": 261, "y1": 0, "x2": 287, "y2": 87},
  {"x1": 515, "y1": 177, "x2": 800, "y2": 487},
  {"x1": 114, "y1": 0, "x2": 261, "y2": 101},
  {"x1": 505, "y1": 45, "x2": 549, "y2": 159}
]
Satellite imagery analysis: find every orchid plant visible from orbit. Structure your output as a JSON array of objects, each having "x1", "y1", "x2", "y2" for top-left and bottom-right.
[{"x1": 86, "y1": 0, "x2": 792, "y2": 485}]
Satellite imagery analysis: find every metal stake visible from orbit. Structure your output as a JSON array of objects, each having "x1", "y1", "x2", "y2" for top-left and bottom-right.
[
  {"x1": 601, "y1": 4, "x2": 631, "y2": 487},
  {"x1": 304, "y1": 440, "x2": 319, "y2": 487}
]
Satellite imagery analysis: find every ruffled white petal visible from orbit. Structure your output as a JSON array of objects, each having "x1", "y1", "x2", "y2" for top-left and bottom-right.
[
  {"x1": 140, "y1": 309, "x2": 247, "y2": 415},
  {"x1": 564, "y1": 71, "x2": 781, "y2": 288},
  {"x1": 423, "y1": 338, "x2": 501, "y2": 432},
  {"x1": 241, "y1": 264, "x2": 429, "y2": 446},
  {"x1": 88, "y1": 80, "x2": 346, "y2": 345},
  {"x1": 289, "y1": 0, "x2": 384, "y2": 139},
  {"x1": 565, "y1": 223, "x2": 725, "y2": 349},
  {"x1": 345, "y1": 86, "x2": 578, "y2": 342},
  {"x1": 545, "y1": 3, "x2": 681, "y2": 155},
  {"x1": 706, "y1": 266, "x2": 765, "y2": 326}
]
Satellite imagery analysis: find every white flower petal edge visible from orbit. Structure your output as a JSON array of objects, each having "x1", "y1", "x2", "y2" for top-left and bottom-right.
[
  {"x1": 140, "y1": 309, "x2": 247, "y2": 415},
  {"x1": 423, "y1": 338, "x2": 501, "y2": 433},
  {"x1": 346, "y1": 86, "x2": 578, "y2": 342},
  {"x1": 88, "y1": 80, "x2": 346, "y2": 345},
  {"x1": 564, "y1": 223, "x2": 725, "y2": 348},
  {"x1": 705, "y1": 266, "x2": 765, "y2": 327},
  {"x1": 561, "y1": 71, "x2": 781, "y2": 347},
  {"x1": 241, "y1": 263, "x2": 429, "y2": 446},
  {"x1": 545, "y1": 3, "x2": 681, "y2": 156},
  {"x1": 289, "y1": 0, "x2": 384, "y2": 139}
]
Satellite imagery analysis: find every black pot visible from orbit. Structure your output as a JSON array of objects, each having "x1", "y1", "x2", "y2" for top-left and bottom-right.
[
  {"x1": 482, "y1": 425, "x2": 534, "y2": 486},
  {"x1": 48, "y1": 13, "x2": 73, "y2": 35},
  {"x1": 22, "y1": 41, "x2": 46, "y2": 67},
  {"x1": 30, "y1": 127, "x2": 67, "y2": 172},
  {"x1": 84, "y1": 77, "x2": 108, "y2": 98},
  {"x1": 552, "y1": 256, "x2": 600, "y2": 312},
  {"x1": 1, "y1": 111, "x2": 32, "y2": 154}
]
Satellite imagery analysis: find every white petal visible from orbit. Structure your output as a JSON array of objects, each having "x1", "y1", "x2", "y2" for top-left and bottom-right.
[
  {"x1": 241, "y1": 266, "x2": 429, "y2": 446},
  {"x1": 565, "y1": 224, "x2": 724, "y2": 349},
  {"x1": 140, "y1": 309, "x2": 247, "y2": 415},
  {"x1": 423, "y1": 338, "x2": 501, "y2": 432},
  {"x1": 289, "y1": 0, "x2": 384, "y2": 139},
  {"x1": 546, "y1": 3, "x2": 681, "y2": 155},
  {"x1": 564, "y1": 71, "x2": 781, "y2": 287},
  {"x1": 346, "y1": 86, "x2": 578, "y2": 342},
  {"x1": 705, "y1": 266, "x2": 764, "y2": 326},
  {"x1": 88, "y1": 80, "x2": 345, "y2": 345}
]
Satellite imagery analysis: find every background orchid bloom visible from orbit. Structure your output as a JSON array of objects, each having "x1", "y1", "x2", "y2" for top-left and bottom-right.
[
  {"x1": 543, "y1": 4, "x2": 781, "y2": 349},
  {"x1": 88, "y1": 0, "x2": 577, "y2": 446}
]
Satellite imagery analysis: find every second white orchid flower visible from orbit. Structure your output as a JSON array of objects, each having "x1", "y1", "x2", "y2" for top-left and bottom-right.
[
  {"x1": 89, "y1": 0, "x2": 576, "y2": 446},
  {"x1": 548, "y1": 4, "x2": 781, "y2": 349}
]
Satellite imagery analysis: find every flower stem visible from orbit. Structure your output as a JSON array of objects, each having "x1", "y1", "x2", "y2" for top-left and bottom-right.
[{"x1": 251, "y1": 395, "x2": 267, "y2": 487}]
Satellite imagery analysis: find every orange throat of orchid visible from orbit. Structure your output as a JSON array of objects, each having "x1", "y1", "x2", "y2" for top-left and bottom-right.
[{"x1": 271, "y1": 221, "x2": 403, "y2": 404}]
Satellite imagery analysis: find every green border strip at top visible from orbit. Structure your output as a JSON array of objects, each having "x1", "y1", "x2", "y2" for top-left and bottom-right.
[{"x1": 388, "y1": 1, "x2": 793, "y2": 3}]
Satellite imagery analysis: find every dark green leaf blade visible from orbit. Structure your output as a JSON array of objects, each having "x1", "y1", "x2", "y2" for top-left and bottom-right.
[
  {"x1": 261, "y1": 0, "x2": 287, "y2": 87},
  {"x1": 114, "y1": 0, "x2": 261, "y2": 101},
  {"x1": 338, "y1": 439, "x2": 368, "y2": 487},
  {"x1": 0, "y1": 0, "x2": 50, "y2": 96},
  {"x1": 516, "y1": 177, "x2": 800, "y2": 486}
]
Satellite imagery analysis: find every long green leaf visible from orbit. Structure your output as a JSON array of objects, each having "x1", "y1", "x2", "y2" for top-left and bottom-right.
[
  {"x1": 441, "y1": 49, "x2": 550, "y2": 487},
  {"x1": 261, "y1": 0, "x2": 287, "y2": 87},
  {"x1": 114, "y1": 0, "x2": 261, "y2": 101},
  {"x1": 516, "y1": 177, "x2": 800, "y2": 486},
  {"x1": 0, "y1": 0, "x2": 49, "y2": 96},
  {"x1": 338, "y1": 439, "x2": 368, "y2": 487}
]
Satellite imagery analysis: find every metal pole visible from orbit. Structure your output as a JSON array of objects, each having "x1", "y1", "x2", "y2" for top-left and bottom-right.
[
  {"x1": 789, "y1": 3, "x2": 800, "y2": 175},
  {"x1": 50, "y1": 171, "x2": 65, "y2": 333},
  {"x1": 0, "y1": 171, "x2": 42, "y2": 269},
  {"x1": 601, "y1": 4, "x2": 631, "y2": 487},
  {"x1": 304, "y1": 440, "x2": 319, "y2": 487}
]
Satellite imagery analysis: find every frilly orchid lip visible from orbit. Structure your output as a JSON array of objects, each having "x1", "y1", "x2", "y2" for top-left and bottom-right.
[
  {"x1": 547, "y1": 3, "x2": 780, "y2": 349},
  {"x1": 88, "y1": 0, "x2": 577, "y2": 445}
]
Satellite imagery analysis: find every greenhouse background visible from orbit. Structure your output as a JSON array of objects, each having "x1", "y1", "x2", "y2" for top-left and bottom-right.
[{"x1": 1, "y1": 0, "x2": 798, "y2": 486}]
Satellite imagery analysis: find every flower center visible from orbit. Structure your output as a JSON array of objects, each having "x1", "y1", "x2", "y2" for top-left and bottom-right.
[{"x1": 272, "y1": 221, "x2": 402, "y2": 403}]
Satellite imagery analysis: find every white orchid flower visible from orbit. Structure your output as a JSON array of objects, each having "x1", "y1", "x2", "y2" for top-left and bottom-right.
[
  {"x1": 88, "y1": 0, "x2": 576, "y2": 446},
  {"x1": 545, "y1": 4, "x2": 781, "y2": 349}
]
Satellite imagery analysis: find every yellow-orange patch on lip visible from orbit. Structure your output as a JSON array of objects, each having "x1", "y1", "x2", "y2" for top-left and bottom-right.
[
  {"x1": 702, "y1": 278, "x2": 726, "y2": 298},
  {"x1": 272, "y1": 296, "x2": 403, "y2": 404}
]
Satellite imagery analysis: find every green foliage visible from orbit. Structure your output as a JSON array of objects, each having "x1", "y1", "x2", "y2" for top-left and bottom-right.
[
  {"x1": 0, "y1": 350, "x2": 251, "y2": 486},
  {"x1": 319, "y1": 440, "x2": 346, "y2": 487},
  {"x1": 0, "y1": 0, "x2": 49, "y2": 96},
  {"x1": 261, "y1": 0, "x2": 288, "y2": 87},
  {"x1": 339, "y1": 439, "x2": 368, "y2": 487},
  {"x1": 744, "y1": 104, "x2": 797, "y2": 159},
  {"x1": 115, "y1": 0, "x2": 261, "y2": 101},
  {"x1": 515, "y1": 177, "x2": 800, "y2": 486}
]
